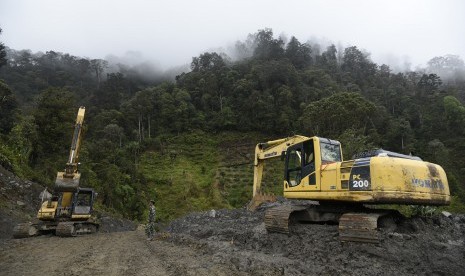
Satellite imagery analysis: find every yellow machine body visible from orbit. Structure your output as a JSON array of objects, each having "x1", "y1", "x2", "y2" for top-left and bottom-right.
[
  {"x1": 14, "y1": 107, "x2": 98, "y2": 238},
  {"x1": 37, "y1": 201, "x2": 58, "y2": 220},
  {"x1": 253, "y1": 136, "x2": 450, "y2": 206}
]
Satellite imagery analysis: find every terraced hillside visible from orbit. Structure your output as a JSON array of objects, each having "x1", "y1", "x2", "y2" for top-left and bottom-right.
[
  {"x1": 216, "y1": 140, "x2": 284, "y2": 207},
  {"x1": 139, "y1": 132, "x2": 285, "y2": 221}
]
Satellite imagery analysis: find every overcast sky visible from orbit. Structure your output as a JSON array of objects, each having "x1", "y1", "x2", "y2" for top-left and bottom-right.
[{"x1": 1, "y1": 0, "x2": 464, "y2": 70}]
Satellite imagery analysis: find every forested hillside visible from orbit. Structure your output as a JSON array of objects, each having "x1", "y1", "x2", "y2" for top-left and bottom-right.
[{"x1": 1, "y1": 27, "x2": 465, "y2": 221}]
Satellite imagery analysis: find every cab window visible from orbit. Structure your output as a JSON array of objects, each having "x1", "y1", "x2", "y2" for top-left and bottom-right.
[
  {"x1": 302, "y1": 140, "x2": 316, "y2": 185},
  {"x1": 286, "y1": 148, "x2": 302, "y2": 187},
  {"x1": 320, "y1": 142, "x2": 342, "y2": 163},
  {"x1": 303, "y1": 141, "x2": 314, "y2": 166}
]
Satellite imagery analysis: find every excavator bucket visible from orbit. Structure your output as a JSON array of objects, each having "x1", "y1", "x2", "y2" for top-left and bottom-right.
[
  {"x1": 247, "y1": 192, "x2": 277, "y2": 211},
  {"x1": 55, "y1": 172, "x2": 80, "y2": 192}
]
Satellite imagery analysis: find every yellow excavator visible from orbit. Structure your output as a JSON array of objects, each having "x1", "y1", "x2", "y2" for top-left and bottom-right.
[
  {"x1": 251, "y1": 135, "x2": 450, "y2": 242},
  {"x1": 14, "y1": 107, "x2": 99, "y2": 238}
]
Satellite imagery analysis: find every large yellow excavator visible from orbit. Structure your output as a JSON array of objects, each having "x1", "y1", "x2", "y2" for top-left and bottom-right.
[
  {"x1": 251, "y1": 135, "x2": 450, "y2": 242},
  {"x1": 14, "y1": 107, "x2": 99, "y2": 238}
]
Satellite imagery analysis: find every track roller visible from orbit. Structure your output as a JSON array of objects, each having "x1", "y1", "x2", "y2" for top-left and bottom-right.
[
  {"x1": 56, "y1": 222, "x2": 98, "y2": 237},
  {"x1": 264, "y1": 205, "x2": 308, "y2": 234},
  {"x1": 56, "y1": 222, "x2": 77, "y2": 237},
  {"x1": 338, "y1": 212, "x2": 388, "y2": 243}
]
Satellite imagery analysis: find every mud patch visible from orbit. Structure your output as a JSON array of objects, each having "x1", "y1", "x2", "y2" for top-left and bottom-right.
[{"x1": 166, "y1": 206, "x2": 465, "y2": 275}]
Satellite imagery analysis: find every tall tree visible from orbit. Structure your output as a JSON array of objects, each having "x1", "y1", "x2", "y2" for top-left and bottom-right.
[
  {"x1": 0, "y1": 80, "x2": 18, "y2": 133},
  {"x1": 90, "y1": 59, "x2": 108, "y2": 89},
  {"x1": 252, "y1": 28, "x2": 285, "y2": 60},
  {"x1": 285, "y1": 36, "x2": 312, "y2": 69},
  {"x1": 191, "y1": 52, "x2": 226, "y2": 72},
  {"x1": 32, "y1": 87, "x2": 75, "y2": 167},
  {"x1": 300, "y1": 92, "x2": 377, "y2": 137},
  {"x1": 416, "y1": 73, "x2": 443, "y2": 103},
  {"x1": 443, "y1": 96, "x2": 465, "y2": 134},
  {"x1": 318, "y1": 44, "x2": 338, "y2": 74},
  {"x1": 341, "y1": 46, "x2": 377, "y2": 89},
  {"x1": 0, "y1": 27, "x2": 6, "y2": 68},
  {"x1": 427, "y1": 55, "x2": 465, "y2": 84},
  {"x1": 93, "y1": 72, "x2": 127, "y2": 110}
]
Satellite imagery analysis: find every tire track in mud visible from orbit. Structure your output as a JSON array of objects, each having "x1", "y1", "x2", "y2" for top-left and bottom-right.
[
  {"x1": 0, "y1": 230, "x2": 249, "y2": 276},
  {"x1": 0, "y1": 231, "x2": 170, "y2": 275}
]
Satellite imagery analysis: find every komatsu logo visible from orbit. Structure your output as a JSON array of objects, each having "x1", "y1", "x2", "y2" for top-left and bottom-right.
[
  {"x1": 412, "y1": 178, "x2": 445, "y2": 190},
  {"x1": 264, "y1": 152, "x2": 277, "y2": 158}
]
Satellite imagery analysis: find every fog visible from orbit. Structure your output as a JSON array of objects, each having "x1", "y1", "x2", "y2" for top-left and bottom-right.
[{"x1": 1, "y1": 0, "x2": 464, "y2": 71}]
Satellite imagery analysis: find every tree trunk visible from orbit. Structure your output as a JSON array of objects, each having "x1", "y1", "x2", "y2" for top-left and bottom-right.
[
  {"x1": 219, "y1": 94, "x2": 223, "y2": 111},
  {"x1": 148, "y1": 114, "x2": 151, "y2": 139},
  {"x1": 138, "y1": 114, "x2": 142, "y2": 143}
]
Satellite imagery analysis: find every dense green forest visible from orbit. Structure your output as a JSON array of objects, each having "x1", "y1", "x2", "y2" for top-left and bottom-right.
[{"x1": 1, "y1": 27, "x2": 465, "y2": 220}]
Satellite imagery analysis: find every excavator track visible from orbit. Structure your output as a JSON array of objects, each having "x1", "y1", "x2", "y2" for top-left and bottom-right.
[
  {"x1": 338, "y1": 212, "x2": 388, "y2": 243},
  {"x1": 56, "y1": 222, "x2": 77, "y2": 237},
  {"x1": 13, "y1": 223, "x2": 39, "y2": 239},
  {"x1": 56, "y1": 222, "x2": 98, "y2": 237},
  {"x1": 264, "y1": 205, "x2": 309, "y2": 234},
  {"x1": 265, "y1": 202, "x2": 396, "y2": 243}
]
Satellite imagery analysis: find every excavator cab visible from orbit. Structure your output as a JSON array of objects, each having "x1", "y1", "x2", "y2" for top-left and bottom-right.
[
  {"x1": 284, "y1": 139, "x2": 318, "y2": 188},
  {"x1": 51, "y1": 188, "x2": 96, "y2": 218},
  {"x1": 285, "y1": 145, "x2": 303, "y2": 187},
  {"x1": 284, "y1": 138, "x2": 342, "y2": 190},
  {"x1": 73, "y1": 188, "x2": 96, "y2": 216}
]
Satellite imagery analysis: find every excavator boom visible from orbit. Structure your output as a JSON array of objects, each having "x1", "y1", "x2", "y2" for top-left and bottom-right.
[
  {"x1": 252, "y1": 135, "x2": 310, "y2": 202},
  {"x1": 55, "y1": 106, "x2": 85, "y2": 192}
]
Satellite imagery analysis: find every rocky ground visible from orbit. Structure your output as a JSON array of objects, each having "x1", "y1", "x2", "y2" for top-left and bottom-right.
[
  {"x1": 165, "y1": 207, "x2": 465, "y2": 276},
  {"x1": 0, "y1": 165, "x2": 44, "y2": 239},
  {"x1": 1, "y1": 163, "x2": 465, "y2": 275}
]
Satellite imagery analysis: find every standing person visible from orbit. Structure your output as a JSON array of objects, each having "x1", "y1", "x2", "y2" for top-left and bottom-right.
[{"x1": 146, "y1": 200, "x2": 156, "y2": 241}]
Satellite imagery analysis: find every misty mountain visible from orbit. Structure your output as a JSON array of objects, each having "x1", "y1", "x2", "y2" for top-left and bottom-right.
[{"x1": 1, "y1": 28, "x2": 465, "y2": 220}]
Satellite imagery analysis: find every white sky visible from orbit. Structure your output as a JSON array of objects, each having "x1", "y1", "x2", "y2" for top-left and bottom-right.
[{"x1": 0, "y1": 0, "x2": 464, "y2": 69}]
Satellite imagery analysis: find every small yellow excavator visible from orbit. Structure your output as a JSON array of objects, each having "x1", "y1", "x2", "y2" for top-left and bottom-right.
[
  {"x1": 14, "y1": 107, "x2": 99, "y2": 238},
  {"x1": 251, "y1": 135, "x2": 450, "y2": 243}
]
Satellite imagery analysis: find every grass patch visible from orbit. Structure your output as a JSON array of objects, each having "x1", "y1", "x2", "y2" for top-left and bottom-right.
[{"x1": 138, "y1": 131, "x2": 287, "y2": 221}]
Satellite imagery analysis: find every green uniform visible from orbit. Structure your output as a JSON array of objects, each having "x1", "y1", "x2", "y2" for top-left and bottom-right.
[{"x1": 145, "y1": 204, "x2": 156, "y2": 239}]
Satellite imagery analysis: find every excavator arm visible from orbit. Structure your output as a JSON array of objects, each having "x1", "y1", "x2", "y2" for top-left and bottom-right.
[
  {"x1": 65, "y1": 106, "x2": 85, "y2": 176},
  {"x1": 251, "y1": 135, "x2": 310, "y2": 208},
  {"x1": 55, "y1": 106, "x2": 86, "y2": 192}
]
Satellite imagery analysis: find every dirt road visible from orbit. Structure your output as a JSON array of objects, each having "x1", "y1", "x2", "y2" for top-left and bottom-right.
[{"x1": 0, "y1": 230, "x2": 244, "y2": 276}]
